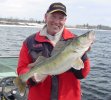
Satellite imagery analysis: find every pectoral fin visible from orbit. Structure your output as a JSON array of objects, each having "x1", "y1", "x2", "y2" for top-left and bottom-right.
[
  {"x1": 28, "y1": 56, "x2": 47, "y2": 68},
  {"x1": 71, "y1": 58, "x2": 84, "y2": 70}
]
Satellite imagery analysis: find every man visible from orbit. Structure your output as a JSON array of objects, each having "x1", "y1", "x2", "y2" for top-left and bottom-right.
[{"x1": 17, "y1": 2, "x2": 90, "y2": 100}]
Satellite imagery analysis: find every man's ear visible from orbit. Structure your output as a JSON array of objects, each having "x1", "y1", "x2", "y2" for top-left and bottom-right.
[
  {"x1": 44, "y1": 13, "x2": 47, "y2": 23},
  {"x1": 64, "y1": 17, "x2": 67, "y2": 23}
]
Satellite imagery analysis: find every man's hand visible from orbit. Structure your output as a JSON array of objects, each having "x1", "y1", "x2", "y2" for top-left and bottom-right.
[
  {"x1": 31, "y1": 73, "x2": 47, "y2": 83},
  {"x1": 27, "y1": 57, "x2": 47, "y2": 83}
]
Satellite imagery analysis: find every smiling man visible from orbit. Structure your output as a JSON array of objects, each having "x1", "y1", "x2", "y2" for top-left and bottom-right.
[{"x1": 16, "y1": 2, "x2": 90, "y2": 100}]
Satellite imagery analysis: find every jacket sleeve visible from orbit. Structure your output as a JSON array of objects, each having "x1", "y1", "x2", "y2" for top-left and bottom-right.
[
  {"x1": 69, "y1": 53, "x2": 90, "y2": 79},
  {"x1": 17, "y1": 42, "x2": 32, "y2": 75}
]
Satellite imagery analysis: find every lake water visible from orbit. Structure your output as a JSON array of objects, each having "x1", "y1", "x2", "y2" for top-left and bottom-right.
[{"x1": 0, "y1": 25, "x2": 111, "y2": 100}]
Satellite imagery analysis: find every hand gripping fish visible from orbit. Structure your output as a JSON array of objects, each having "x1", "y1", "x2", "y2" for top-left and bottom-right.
[{"x1": 14, "y1": 30, "x2": 95, "y2": 94}]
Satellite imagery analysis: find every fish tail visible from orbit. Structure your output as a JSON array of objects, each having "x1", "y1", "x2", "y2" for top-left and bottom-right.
[{"x1": 13, "y1": 77, "x2": 26, "y2": 95}]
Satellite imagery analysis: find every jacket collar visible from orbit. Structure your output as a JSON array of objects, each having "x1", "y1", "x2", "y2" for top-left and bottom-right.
[
  {"x1": 62, "y1": 28, "x2": 75, "y2": 40},
  {"x1": 35, "y1": 28, "x2": 75, "y2": 46}
]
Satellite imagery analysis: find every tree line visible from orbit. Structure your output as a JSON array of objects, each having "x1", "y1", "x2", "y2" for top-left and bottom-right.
[
  {"x1": 0, "y1": 17, "x2": 45, "y2": 24},
  {"x1": 76, "y1": 23, "x2": 111, "y2": 30},
  {"x1": 0, "y1": 17, "x2": 111, "y2": 30}
]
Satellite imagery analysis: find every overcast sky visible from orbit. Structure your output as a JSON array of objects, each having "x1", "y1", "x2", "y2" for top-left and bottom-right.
[{"x1": 0, "y1": 0, "x2": 111, "y2": 26}]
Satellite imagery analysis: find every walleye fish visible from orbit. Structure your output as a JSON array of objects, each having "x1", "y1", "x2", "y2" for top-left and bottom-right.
[{"x1": 14, "y1": 30, "x2": 95, "y2": 94}]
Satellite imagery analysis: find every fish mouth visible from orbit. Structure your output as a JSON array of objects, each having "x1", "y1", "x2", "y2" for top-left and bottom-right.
[{"x1": 88, "y1": 30, "x2": 95, "y2": 43}]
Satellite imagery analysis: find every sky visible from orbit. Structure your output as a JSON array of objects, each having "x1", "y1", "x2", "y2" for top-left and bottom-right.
[{"x1": 0, "y1": 0, "x2": 111, "y2": 26}]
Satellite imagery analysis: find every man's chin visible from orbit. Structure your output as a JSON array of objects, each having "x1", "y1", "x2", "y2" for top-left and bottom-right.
[{"x1": 52, "y1": 30, "x2": 60, "y2": 35}]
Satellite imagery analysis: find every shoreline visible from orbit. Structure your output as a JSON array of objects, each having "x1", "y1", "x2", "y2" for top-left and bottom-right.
[
  {"x1": 0, "y1": 24, "x2": 111, "y2": 31},
  {"x1": 0, "y1": 24, "x2": 44, "y2": 28}
]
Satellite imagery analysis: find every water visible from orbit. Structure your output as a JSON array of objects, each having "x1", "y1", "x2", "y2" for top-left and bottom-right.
[{"x1": 0, "y1": 25, "x2": 111, "y2": 100}]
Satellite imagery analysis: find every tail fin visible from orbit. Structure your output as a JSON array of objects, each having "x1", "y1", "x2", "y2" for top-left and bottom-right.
[{"x1": 13, "y1": 77, "x2": 26, "y2": 95}]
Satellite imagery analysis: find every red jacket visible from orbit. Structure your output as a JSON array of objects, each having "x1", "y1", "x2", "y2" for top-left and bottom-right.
[{"x1": 17, "y1": 28, "x2": 90, "y2": 100}]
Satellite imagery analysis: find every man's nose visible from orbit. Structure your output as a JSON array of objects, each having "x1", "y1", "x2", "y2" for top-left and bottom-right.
[{"x1": 53, "y1": 17, "x2": 60, "y2": 23}]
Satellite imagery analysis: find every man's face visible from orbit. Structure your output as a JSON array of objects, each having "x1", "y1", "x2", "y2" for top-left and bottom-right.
[{"x1": 45, "y1": 11, "x2": 66, "y2": 35}]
